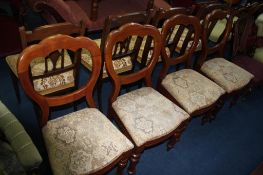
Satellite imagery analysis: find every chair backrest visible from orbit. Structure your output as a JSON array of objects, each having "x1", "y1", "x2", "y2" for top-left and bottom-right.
[
  {"x1": 198, "y1": 9, "x2": 233, "y2": 68},
  {"x1": 195, "y1": 3, "x2": 229, "y2": 21},
  {"x1": 19, "y1": 22, "x2": 86, "y2": 49},
  {"x1": 18, "y1": 22, "x2": 86, "y2": 94},
  {"x1": 157, "y1": 14, "x2": 202, "y2": 82},
  {"x1": 151, "y1": 7, "x2": 193, "y2": 27},
  {"x1": 137, "y1": 7, "x2": 192, "y2": 66},
  {"x1": 17, "y1": 35, "x2": 101, "y2": 127},
  {"x1": 104, "y1": 23, "x2": 161, "y2": 103},
  {"x1": 100, "y1": 10, "x2": 153, "y2": 54},
  {"x1": 232, "y1": 14, "x2": 255, "y2": 57}
]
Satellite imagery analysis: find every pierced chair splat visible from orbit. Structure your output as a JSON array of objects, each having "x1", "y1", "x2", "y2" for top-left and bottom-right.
[
  {"x1": 105, "y1": 23, "x2": 190, "y2": 174},
  {"x1": 17, "y1": 34, "x2": 134, "y2": 175}
]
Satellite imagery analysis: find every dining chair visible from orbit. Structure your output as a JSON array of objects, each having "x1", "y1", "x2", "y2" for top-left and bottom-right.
[
  {"x1": 231, "y1": 10, "x2": 263, "y2": 86},
  {"x1": 105, "y1": 23, "x2": 190, "y2": 174},
  {"x1": 17, "y1": 34, "x2": 134, "y2": 175},
  {"x1": 157, "y1": 14, "x2": 225, "y2": 124},
  {"x1": 197, "y1": 9, "x2": 254, "y2": 107},
  {"x1": 81, "y1": 10, "x2": 152, "y2": 109},
  {"x1": 5, "y1": 22, "x2": 85, "y2": 103}
]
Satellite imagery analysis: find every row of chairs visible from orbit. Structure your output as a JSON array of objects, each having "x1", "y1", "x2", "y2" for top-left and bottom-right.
[
  {"x1": 15, "y1": 3, "x2": 261, "y2": 174},
  {"x1": 6, "y1": 1, "x2": 263, "y2": 109}
]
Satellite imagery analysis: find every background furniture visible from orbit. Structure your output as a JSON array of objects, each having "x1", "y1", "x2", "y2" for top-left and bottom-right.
[
  {"x1": 0, "y1": 100, "x2": 42, "y2": 174},
  {"x1": 30, "y1": 0, "x2": 171, "y2": 31}
]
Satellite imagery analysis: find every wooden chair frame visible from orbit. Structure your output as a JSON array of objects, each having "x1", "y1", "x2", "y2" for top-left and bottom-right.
[
  {"x1": 105, "y1": 23, "x2": 190, "y2": 174},
  {"x1": 157, "y1": 14, "x2": 225, "y2": 124},
  {"x1": 197, "y1": 9, "x2": 254, "y2": 107},
  {"x1": 17, "y1": 34, "x2": 133, "y2": 175}
]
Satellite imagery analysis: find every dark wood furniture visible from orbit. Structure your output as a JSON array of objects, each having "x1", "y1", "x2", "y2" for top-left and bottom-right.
[
  {"x1": 157, "y1": 14, "x2": 225, "y2": 125},
  {"x1": 197, "y1": 9, "x2": 254, "y2": 107},
  {"x1": 105, "y1": 23, "x2": 190, "y2": 174},
  {"x1": 231, "y1": 12, "x2": 263, "y2": 86},
  {"x1": 81, "y1": 11, "x2": 152, "y2": 110},
  {"x1": 5, "y1": 22, "x2": 85, "y2": 102},
  {"x1": 31, "y1": 0, "x2": 171, "y2": 31},
  {"x1": 17, "y1": 34, "x2": 134, "y2": 175}
]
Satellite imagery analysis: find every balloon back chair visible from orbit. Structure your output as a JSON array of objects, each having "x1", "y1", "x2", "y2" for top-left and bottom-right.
[
  {"x1": 197, "y1": 9, "x2": 254, "y2": 107},
  {"x1": 81, "y1": 10, "x2": 153, "y2": 109},
  {"x1": 157, "y1": 14, "x2": 226, "y2": 125},
  {"x1": 17, "y1": 34, "x2": 134, "y2": 175},
  {"x1": 5, "y1": 22, "x2": 86, "y2": 103},
  {"x1": 105, "y1": 23, "x2": 190, "y2": 174}
]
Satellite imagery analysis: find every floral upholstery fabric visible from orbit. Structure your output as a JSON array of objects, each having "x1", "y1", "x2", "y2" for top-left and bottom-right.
[
  {"x1": 201, "y1": 58, "x2": 254, "y2": 93},
  {"x1": 5, "y1": 50, "x2": 74, "y2": 95},
  {"x1": 112, "y1": 87, "x2": 190, "y2": 147},
  {"x1": 42, "y1": 108, "x2": 134, "y2": 175},
  {"x1": 81, "y1": 38, "x2": 133, "y2": 78},
  {"x1": 161, "y1": 69, "x2": 225, "y2": 114},
  {"x1": 254, "y1": 47, "x2": 263, "y2": 64},
  {"x1": 256, "y1": 13, "x2": 263, "y2": 37}
]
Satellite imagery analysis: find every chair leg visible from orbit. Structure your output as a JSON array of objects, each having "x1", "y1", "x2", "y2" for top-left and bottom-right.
[
  {"x1": 117, "y1": 158, "x2": 128, "y2": 175},
  {"x1": 9, "y1": 70, "x2": 21, "y2": 103},
  {"x1": 97, "y1": 80, "x2": 103, "y2": 111},
  {"x1": 128, "y1": 150, "x2": 141, "y2": 175},
  {"x1": 167, "y1": 119, "x2": 189, "y2": 151}
]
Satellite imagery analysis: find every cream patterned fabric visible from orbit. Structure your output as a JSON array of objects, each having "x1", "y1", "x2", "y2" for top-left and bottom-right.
[
  {"x1": 43, "y1": 108, "x2": 134, "y2": 175},
  {"x1": 81, "y1": 39, "x2": 133, "y2": 78},
  {"x1": 161, "y1": 69, "x2": 225, "y2": 114},
  {"x1": 112, "y1": 87, "x2": 190, "y2": 147},
  {"x1": 201, "y1": 58, "x2": 254, "y2": 93},
  {"x1": 5, "y1": 50, "x2": 74, "y2": 95}
]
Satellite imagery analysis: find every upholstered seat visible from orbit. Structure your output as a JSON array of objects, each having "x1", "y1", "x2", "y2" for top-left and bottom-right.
[
  {"x1": 6, "y1": 50, "x2": 74, "y2": 95},
  {"x1": 201, "y1": 58, "x2": 254, "y2": 93},
  {"x1": 43, "y1": 108, "x2": 133, "y2": 175},
  {"x1": 161, "y1": 69, "x2": 225, "y2": 114},
  {"x1": 112, "y1": 87, "x2": 189, "y2": 147},
  {"x1": 81, "y1": 38, "x2": 133, "y2": 78}
]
